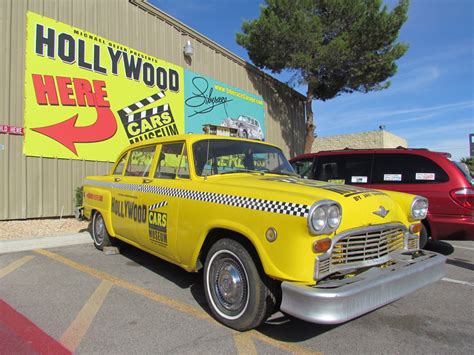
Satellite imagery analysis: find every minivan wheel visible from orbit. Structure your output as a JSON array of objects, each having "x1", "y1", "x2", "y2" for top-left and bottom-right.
[
  {"x1": 204, "y1": 238, "x2": 276, "y2": 331},
  {"x1": 91, "y1": 212, "x2": 114, "y2": 251},
  {"x1": 419, "y1": 224, "x2": 429, "y2": 249}
]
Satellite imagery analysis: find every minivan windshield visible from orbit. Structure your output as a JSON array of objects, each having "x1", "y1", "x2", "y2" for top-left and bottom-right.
[
  {"x1": 454, "y1": 161, "x2": 474, "y2": 185},
  {"x1": 192, "y1": 139, "x2": 297, "y2": 177}
]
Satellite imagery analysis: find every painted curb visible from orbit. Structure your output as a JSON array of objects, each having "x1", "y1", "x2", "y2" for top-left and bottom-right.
[{"x1": 0, "y1": 232, "x2": 92, "y2": 254}]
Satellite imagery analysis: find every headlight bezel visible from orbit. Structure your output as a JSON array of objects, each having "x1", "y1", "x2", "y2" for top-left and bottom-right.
[
  {"x1": 410, "y1": 196, "x2": 429, "y2": 221},
  {"x1": 307, "y1": 200, "x2": 342, "y2": 235}
]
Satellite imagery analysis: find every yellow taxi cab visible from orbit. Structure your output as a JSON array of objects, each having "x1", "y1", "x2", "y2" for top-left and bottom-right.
[{"x1": 82, "y1": 133, "x2": 445, "y2": 330}]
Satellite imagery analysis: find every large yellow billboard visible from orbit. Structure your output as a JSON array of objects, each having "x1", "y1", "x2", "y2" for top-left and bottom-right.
[{"x1": 24, "y1": 12, "x2": 184, "y2": 162}]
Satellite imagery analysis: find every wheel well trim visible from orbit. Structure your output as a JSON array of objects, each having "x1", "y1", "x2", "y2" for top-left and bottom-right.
[
  {"x1": 191, "y1": 221, "x2": 280, "y2": 278},
  {"x1": 90, "y1": 208, "x2": 116, "y2": 237}
]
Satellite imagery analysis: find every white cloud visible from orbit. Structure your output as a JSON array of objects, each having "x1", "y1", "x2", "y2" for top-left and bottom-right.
[
  {"x1": 418, "y1": 137, "x2": 471, "y2": 161},
  {"x1": 318, "y1": 100, "x2": 474, "y2": 131},
  {"x1": 389, "y1": 65, "x2": 440, "y2": 93},
  {"x1": 398, "y1": 119, "x2": 474, "y2": 139}
]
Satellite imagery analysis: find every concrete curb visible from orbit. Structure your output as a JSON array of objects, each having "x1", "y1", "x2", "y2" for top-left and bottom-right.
[{"x1": 0, "y1": 232, "x2": 92, "y2": 254}]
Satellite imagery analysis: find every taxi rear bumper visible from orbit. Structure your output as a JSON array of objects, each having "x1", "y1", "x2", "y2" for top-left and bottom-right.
[{"x1": 280, "y1": 251, "x2": 446, "y2": 324}]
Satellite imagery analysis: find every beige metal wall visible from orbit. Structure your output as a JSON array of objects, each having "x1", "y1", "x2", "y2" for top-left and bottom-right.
[{"x1": 0, "y1": 0, "x2": 306, "y2": 220}]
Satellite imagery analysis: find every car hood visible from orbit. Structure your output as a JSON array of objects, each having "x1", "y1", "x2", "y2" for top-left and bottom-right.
[{"x1": 204, "y1": 174, "x2": 408, "y2": 228}]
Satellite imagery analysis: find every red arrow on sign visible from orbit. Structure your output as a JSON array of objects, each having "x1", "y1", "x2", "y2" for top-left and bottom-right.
[{"x1": 31, "y1": 107, "x2": 118, "y2": 156}]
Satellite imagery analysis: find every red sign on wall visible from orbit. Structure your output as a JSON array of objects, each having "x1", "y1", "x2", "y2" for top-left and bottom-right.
[{"x1": 0, "y1": 125, "x2": 24, "y2": 136}]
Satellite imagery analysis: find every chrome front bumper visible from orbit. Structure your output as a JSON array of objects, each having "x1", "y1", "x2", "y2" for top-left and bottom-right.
[{"x1": 280, "y1": 251, "x2": 446, "y2": 324}]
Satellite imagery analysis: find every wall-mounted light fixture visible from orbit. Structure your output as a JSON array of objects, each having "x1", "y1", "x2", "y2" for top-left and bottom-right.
[{"x1": 183, "y1": 40, "x2": 194, "y2": 57}]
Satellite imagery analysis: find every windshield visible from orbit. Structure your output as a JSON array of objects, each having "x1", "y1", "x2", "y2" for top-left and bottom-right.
[
  {"x1": 192, "y1": 139, "x2": 296, "y2": 177},
  {"x1": 454, "y1": 161, "x2": 474, "y2": 185}
]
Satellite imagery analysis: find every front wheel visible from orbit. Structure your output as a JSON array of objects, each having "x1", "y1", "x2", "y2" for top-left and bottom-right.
[
  {"x1": 419, "y1": 224, "x2": 429, "y2": 249},
  {"x1": 204, "y1": 238, "x2": 276, "y2": 331},
  {"x1": 91, "y1": 212, "x2": 114, "y2": 251}
]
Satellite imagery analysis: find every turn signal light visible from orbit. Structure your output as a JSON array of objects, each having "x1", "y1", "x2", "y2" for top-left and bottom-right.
[
  {"x1": 312, "y1": 238, "x2": 332, "y2": 253},
  {"x1": 409, "y1": 223, "x2": 422, "y2": 234}
]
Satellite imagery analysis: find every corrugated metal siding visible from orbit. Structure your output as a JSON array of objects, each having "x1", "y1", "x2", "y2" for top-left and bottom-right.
[{"x1": 0, "y1": 0, "x2": 305, "y2": 220}]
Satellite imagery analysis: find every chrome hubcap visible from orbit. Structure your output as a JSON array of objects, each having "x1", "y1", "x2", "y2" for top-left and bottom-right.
[
  {"x1": 94, "y1": 214, "x2": 105, "y2": 244},
  {"x1": 212, "y1": 255, "x2": 248, "y2": 313}
]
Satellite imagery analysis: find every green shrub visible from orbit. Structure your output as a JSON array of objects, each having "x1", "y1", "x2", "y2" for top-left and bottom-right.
[{"x1": 74, "y1": 186, "x2": 83, "y2": 208}]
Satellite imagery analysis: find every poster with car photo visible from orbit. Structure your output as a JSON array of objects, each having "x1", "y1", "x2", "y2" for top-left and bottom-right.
[{"x1": 184, "y1": 70, "x2": 265, "y2": 140}]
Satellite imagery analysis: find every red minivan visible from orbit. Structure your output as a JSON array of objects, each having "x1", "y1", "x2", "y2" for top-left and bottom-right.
[{"x1": 290, "y1": 148, "x2": 474, "y2": 247}]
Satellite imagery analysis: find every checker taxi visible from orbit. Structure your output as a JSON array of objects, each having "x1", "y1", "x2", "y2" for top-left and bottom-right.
[{"x1": 82, "y1": 134, "x2": 445, "y2": 330}]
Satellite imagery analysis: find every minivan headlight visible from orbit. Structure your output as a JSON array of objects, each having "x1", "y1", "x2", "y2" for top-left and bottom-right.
[
  {"x1": 308, "y1": 200, "x2": 342, "y2": 235},
  {"x1": 410, "y1": 196, "x2": 428, "y2": 220}
]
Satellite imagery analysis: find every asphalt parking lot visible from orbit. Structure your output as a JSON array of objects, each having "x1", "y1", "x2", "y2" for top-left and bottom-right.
[{"x1": 1, "y1": 239, "x2": 473, "y2": 354}]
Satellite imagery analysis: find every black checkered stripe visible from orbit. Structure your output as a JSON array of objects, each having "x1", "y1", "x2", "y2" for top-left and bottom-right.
[
  {"x1": 84, "y1": 180, "x2": 309, "y2": 217},
  {"x1": 117, "y1": 91, "x2": 166, "y2": 122},
  {"x1": 149, "y1": 201, "x2": 168, "y2": 210}
]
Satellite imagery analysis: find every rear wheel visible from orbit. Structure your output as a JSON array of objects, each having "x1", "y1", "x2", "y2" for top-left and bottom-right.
[
  {"x1": 204, "y1": 238, "x2": 276, "y2": 331},
  {"x1": 91, "y1": 212, "x2": 114, "y2": 251}
]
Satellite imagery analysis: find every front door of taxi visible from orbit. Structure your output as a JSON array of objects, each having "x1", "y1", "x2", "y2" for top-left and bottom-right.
[{"x1": 134, "y1": 141, "x2": 189, "y2": 263}]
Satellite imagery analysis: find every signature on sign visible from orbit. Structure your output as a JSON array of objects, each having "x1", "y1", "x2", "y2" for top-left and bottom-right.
[{"x1": 185, "y1": 77, "x2": 232, "y2": 117}]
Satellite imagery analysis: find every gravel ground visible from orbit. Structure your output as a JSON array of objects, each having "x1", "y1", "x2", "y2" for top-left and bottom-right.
[{"x1": 0, "y1": 218, "x2": 90, "y2": 241}]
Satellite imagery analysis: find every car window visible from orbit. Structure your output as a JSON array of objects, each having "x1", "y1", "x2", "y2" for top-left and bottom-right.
[
  {"x1": 125, "y1": 146, "x2": 156, "y2": 177},
  {"x1": 372, "y1": 153, "x2": 449, "y2": 184},
  {"x1": 291, "y1": 158, "x2": 315, "y2": 179},
  {"x1": 155, "y1": 142, "x2": 185, "y2": 179},
  {"x1": 314, "y1": 154, "x2": 372, "y2": 184},
  {"x1": 453, "y1": 161, "x2": 473, "y2": 185},
  {"x1": 112, "y1": 153, "x2": 128, "y2": 175}
]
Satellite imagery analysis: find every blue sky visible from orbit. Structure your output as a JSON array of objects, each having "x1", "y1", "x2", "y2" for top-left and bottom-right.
[{"x1": 150, "y1": 0, "x2": 473, "y2": 160}]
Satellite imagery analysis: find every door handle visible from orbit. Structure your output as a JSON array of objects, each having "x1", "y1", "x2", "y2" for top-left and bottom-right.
[
  {"x1": 114, "y1": 177, "x2": 121, "y2": 182},
  {"x1": 143, "y1": 178, "x2": 153, "y2": 183}
]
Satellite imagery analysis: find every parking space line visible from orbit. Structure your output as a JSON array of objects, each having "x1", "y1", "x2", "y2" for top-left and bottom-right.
[
  {"x1": 450, "y1": 245, "x2": 474, "y2": 251},
  {"x1": 0, "y1": 256, "x2": 34, "y2": 279},
  {"x1": 60, "y1": 280, "x2": 113, "y2": 352},
  {"x1": 34, "y1": 249, "x2": 317, "y2": 354},
  {"x1": 441, "y1": 277, "x2": 474, "y2": 287},
  {"x1": 233, "y1": 333, "x2": 257, "y2": 355},
  {"x1": 34, "y1": 249, "x2": 211, "y2": 321}
]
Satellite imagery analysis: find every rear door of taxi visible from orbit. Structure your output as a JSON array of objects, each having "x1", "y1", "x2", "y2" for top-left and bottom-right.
[{"x1": 114, "y1": 144, "x2": 157, "y2": 245}]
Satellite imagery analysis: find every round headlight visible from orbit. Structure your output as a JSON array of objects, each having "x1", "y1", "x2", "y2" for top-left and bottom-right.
[
  {"x1": 308, "y1": 200, "x2": 342, "y2": 235},
  {"x1": 411, "y1": 197, "x2": 428, "y2": 220},
  {"x1": 327, "y1": 205, "x2": 342, "y2": 229},
  {"x1": 311, "y1": 206, "x2": 327, "y2": 232}
]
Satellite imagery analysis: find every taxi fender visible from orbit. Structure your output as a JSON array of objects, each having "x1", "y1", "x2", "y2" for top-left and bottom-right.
[
  {"x1": 190, "y1": 219, "x2": 283, "y2": 278},
  {"x1": 83, "y1": 187, "x2": 116, "y2": 236}
]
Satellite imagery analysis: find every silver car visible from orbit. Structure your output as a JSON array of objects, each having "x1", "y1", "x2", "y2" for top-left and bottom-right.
[{"x1": 221, "y1": 115, "x2": 264, "y2": 140}]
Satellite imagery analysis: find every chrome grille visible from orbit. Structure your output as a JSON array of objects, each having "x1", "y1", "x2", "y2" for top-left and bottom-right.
[
  {"x1": 330, "y1": 227, "x2": 405, "y2": 266},
  {"x1": 408, "y1": 237, "x2": 419, "y2": 250}
]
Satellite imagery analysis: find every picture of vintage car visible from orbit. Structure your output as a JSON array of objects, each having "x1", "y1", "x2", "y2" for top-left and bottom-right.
[
  {"x1": 220, "y1": 115, "x2": 264, "y2": 140},
  {"x1": 82, "y1": 134, "x2": 445, "y2": 331}
]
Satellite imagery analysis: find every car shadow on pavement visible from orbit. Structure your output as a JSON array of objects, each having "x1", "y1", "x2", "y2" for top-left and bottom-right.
[
  {"x1": 256, "y1": 314, "x2": 337, "y2": 341},
  {"x1": 424, "y1": 240, "x2": 454, "y2": 256},
  {"x1": 111, "y1": 241, "x2": 337, "y2": 340},
  {"x1": 117, "y1": 241, "x2": 199, "y2": 290}
]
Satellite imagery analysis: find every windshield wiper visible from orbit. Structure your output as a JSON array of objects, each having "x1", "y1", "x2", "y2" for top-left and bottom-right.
[
  {"x1": 220, "y1": 169, "x2": 264, "y2": 175},
  {"x1": 259, "y1": 170, "x2": 300, "y2": 177}
]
